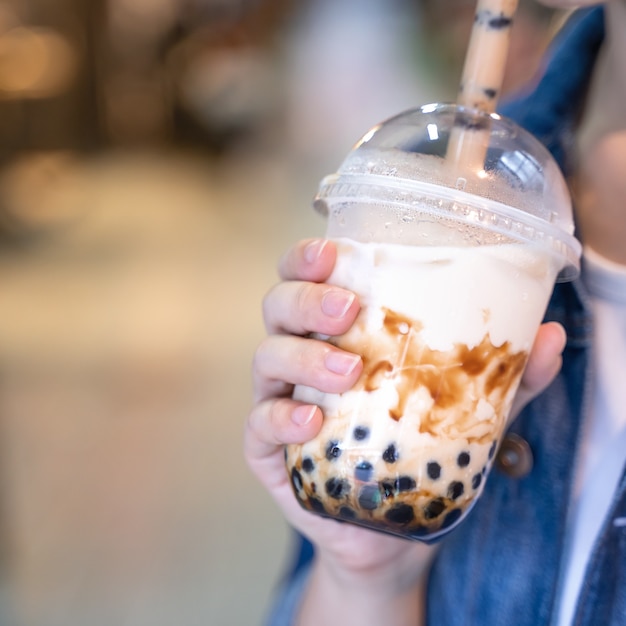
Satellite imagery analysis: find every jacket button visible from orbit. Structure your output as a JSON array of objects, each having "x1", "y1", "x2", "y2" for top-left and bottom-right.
[{"x1": 495, "y1": 433, "x2": 533, "y2": 479}]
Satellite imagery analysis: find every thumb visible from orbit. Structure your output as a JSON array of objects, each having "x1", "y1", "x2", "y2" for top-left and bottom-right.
[{"x1": 510, "y1": 321, "x2": 567, "y2": 420}]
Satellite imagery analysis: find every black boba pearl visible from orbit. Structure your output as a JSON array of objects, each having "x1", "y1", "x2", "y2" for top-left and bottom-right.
[
  {"x1": 291, "y1": 467, "x2": 303, "y2": 492},
  {"x1": 447, "y1": 481, "x2": 465, "y2": 500},
  {"x1": 308, "y1": 497, "x2": 326, "y2": 514},
  {"x1": 381, "y1": 481, "x2": 395, "y2": 498},
  {"x1": 488, "y1": 441, "x2": 497, "y2": 460},
  {"x1": 441, "y1": 508, "x2": 463, "y2": 530},
  {"x1": 302, "y1": 457, "x2": 315, "y2": 473},
  {"x1": 457, "y1": 451, "x2": 471, "y2": 468},
  {"x1": 358, "y1": 484, "x2": 381, "y2": 510},
  {"x1": 472, "y1": 473, "x2": 482, "y2": 489},
  {"x1": 424, "y1": 498, "x2": 446, "y2": 520},
  {"x1": 325, "y1": 477, "x2": 351, "y2": 499},
  {"x1": 353, "y1": 426, "x2": 370, "y2": 441},
  {"x1": 382, "y1": 444, "x2": 399, "y2": 463},
  {"x1": 325, "y1": 440, "x2": 342, "y2": 460},
  {"x1": 408, "y1": 525, "x2": 430, "y2": 539},
  {"x1": 355, "y1": 461, "x2": 374, "y2": 482},
  {"x1": 395, "y1": 476, "x2": 416, "y2": 492},
  {"x1": 339, "y1": 506, "x2": 356, "y2": 520},
  {"x1": 427, "y1": 461, "x2": 442, "y2": 480},
  {"x1": 385, "y1": 504, "x2": 415, "y2": 525}
]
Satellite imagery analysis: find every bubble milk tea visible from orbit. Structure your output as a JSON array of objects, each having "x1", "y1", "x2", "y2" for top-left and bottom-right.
[{"x1": 286, "y1": 104, "x2": 581, "y2": 541}]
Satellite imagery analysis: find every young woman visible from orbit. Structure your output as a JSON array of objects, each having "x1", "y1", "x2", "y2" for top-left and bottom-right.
[{"x1": 246, "y1": 3, "x2": 626, "y2": 624}]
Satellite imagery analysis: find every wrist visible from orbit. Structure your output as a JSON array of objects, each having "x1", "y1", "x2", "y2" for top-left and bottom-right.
[
  {"x1": 317, "y1": 545, "x2": 431, "y2": 596},
  {"x1": 296, "y1": 540, "x2": 435, "y2": 626}
]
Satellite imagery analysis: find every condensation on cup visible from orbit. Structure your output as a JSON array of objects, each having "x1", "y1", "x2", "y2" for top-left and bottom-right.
[{"x1": 285, "y1": 103, "x2": 581, "y2": 542}]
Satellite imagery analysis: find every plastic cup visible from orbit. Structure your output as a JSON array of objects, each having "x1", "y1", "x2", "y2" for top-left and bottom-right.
[{"x1": 286, "y1": 103, "x2": 581, "y2": 542}]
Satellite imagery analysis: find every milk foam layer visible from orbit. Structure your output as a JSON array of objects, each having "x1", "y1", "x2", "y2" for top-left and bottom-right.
[{"x1": 287, "y1": 238, "x2": 556, "y2": 540}]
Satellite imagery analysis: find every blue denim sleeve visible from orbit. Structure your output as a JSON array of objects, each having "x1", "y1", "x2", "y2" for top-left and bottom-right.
[
  {"x1": 264, "y1": 561, "x2": 313, "y2": 626},
  {"x1": 499, "y1": 6, "x2": 604, "y2": 176}
]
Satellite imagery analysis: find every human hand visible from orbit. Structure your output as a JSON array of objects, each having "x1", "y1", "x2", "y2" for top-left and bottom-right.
[
  {"x1": 245, "y1": 238, "x2": 566, "y2": 586},
  {"x1": 509, "y1": 319, "x2": 566, "y2": 421},
  {"x1": 245, "y1": 238, "x2": 435, "y2": 593}
]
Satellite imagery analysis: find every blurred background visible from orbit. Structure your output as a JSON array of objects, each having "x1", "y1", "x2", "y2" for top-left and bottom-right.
[{"x1": 0, "y1": 1, "x2": 565, "y2": 624}]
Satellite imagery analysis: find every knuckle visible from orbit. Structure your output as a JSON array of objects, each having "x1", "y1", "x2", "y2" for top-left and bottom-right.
[
  {"x1": 252, "y1": 336, "x2": 272, "y2": 371},
  {"x1": 247, "y1": 398, "x2": 287, "y2": 446},
  {"x1": 277, "y1": 241, "x2": 304, "y2": 279},
  {"x1": 261, "y1": 283, "x2": 281, "y2": 327},
  {"x1": 246, "y1": 400, "x2": 266, "y2": 437},
  {"x1": 294, "y1": 281, "x2": 314, "y2": 316}
]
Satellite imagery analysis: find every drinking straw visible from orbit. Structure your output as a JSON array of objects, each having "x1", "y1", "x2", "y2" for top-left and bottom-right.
[{"x1": 447, "y1": 0, "x2": 519, "y2": 171}]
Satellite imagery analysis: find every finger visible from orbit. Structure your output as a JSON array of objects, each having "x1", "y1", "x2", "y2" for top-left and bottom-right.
[
  {"x1": 522, "y1": 321, "x2": 567, "y2": 391},
  {"x1": 252, "y1": 335, "x2": 362, "y2": 403},
  {"x1": 244, "y1": 398, "x2": 332, "y2": 534},
  {"x1": 277, "y1": 238, "x2": 337, "y2": 282},
  {"x1": 510, "y1": 321, "x2": 566, "y2": 418},
  {"x1": 263, "y1": 280, "x2": 360, "y2": 336},
  {"x1": 245, "y1": 397, "x2": 323, "y2": 470}
]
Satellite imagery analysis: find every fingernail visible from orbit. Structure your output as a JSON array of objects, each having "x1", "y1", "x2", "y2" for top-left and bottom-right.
[
  {"x1": 322, "y1": 289, "x2": 355, "y2": 318},
  {"x1": 292, "y1": 405, "x2": 317, "y2": 426},
  {"x1": 304, "y1": 239, "x2": 328, "y2": 264},
  {"x1": 325, "y1": 351, "x2": 361, "y2": 376}
]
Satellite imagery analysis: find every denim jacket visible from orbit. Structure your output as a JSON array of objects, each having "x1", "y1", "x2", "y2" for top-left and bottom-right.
[{"x1": 267, "y1": 8, "x2": 626, "y2": 625}]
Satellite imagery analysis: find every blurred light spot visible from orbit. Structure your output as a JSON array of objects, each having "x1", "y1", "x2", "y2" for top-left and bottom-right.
[
  {"x1": 0, "y1": 151, "x2": 89, "y2": 231},
  {"x1": 177, "y1": 48, "x2": 278, "y2": 130},
  {"x1": 109, "y1": 0, "x2": 178, "y2": 40},
  {"x1": 0, "y1": 27, "x2": 78, "y2": 98}
]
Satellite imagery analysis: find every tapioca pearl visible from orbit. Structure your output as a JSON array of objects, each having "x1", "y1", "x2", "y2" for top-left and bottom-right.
[
  {"x1": 355, "y1": 461, "x2": 374, "y2": 482},
  {"x1": 427, "y1": 461, "x2": 442, "y2": 480},
  {"x1": 457, "y1": 452, "x2": 470, "y2": 468},
  {"x1": 383, "y1": 444, "x2": 399, "y2": 463},
  {"x1": 308, "y1": 497, "x2": 326, "y2": 514},
  {"x1": 291, "y1": 467, "x2": 303, "y2": 492},
  {"x1": 488, "y1": 441, "x2": 497, "y2": 460},
  {"x1": 358, "y1": 484, "x2": 381, "y2": 510},
  {"x1": 339, "y1": 506, "x2": 356, "y2": 520},
  {"x1": 408, "y1": 525, "x2": 430, "y2": 539},
  {"x1": 396, "y1": 476, "x2": 416, "y2": 492},
  {"x1": 440, "y1": 508, "x2": 463, "y2": 530},
  {"x1": 385, "y1": 504, "x2": 415, "y2": 525},
  {"x1": 472, "y1": 473, "x2": 482, "y2": 490},
  {"x1": 325, "y1": 440, "x2": 342, "y2": 461},
  {"x1": 381, "y1": 481, "x2": 395, "y2": 499},
  {"x1": 353, "y1": 426, "x2": 370, "y2": 441},
  {"x1": 447, "y1": 481, "x2": 465, "y2": 500},
  {"x1": 325, "y1": 477, "x2": 351, "y2": 499},
  {"x1": 302, "y1": 457, "x2": 315, "y2": 473},
  {"x1": 424, "y1": 498, "x2": 446, "y2": 520}
]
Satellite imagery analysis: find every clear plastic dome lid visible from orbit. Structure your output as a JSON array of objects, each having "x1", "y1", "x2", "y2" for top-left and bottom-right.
[{"x1": 314, "y1": 103, "x2": 582, "y2": 281}]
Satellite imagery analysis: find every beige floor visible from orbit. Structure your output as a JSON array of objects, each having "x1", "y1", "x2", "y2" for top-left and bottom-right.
[
  {"x1": 0, "y1": 5, "x2": 449, "y2": 622},
  {"x1": 0, "y1": 147, "x2": 325, "y2": 626}
]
